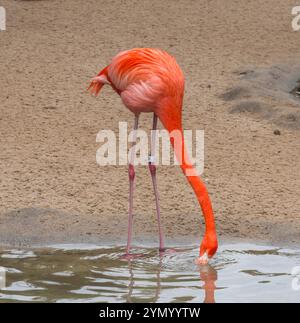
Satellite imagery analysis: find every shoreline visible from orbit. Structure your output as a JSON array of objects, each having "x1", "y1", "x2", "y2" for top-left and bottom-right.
[
  {"x1": 0, "y1": 207, "x2": 298, "y2": 250},
  {"x1": 0, "y1": 237, "x2": 298, "y2": 252}
]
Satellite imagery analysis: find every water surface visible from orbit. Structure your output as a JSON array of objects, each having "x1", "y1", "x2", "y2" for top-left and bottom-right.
[{"x1": 0, "y1": 243, "x2": 299, "y2": 303}]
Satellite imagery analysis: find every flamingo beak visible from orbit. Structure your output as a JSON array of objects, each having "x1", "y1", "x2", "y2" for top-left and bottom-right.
[{"x1": 195, "y1": 252, "x2": 209, "y2": 265}]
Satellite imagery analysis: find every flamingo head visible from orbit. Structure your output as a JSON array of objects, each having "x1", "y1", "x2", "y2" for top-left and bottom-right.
[{"x1": 195, "y1": 232, "x2": 218, "y2": 265}]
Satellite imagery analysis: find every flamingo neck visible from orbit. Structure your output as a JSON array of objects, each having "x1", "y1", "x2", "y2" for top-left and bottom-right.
[{"x1": 157, "y1": 108, "x2": 217, "y2": 234}]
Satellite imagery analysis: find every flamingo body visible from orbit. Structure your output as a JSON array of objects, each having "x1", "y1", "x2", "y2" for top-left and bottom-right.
[
  {"x1": 88, "y1": 48, "x2": 218, "y2": 263},
  {"x1": 90, "y1": 48, "x2": 184, "y2": 114}
]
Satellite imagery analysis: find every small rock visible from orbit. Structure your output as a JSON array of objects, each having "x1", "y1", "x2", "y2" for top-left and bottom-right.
[{"x1": 273, "y1": 129, "x2": 281, "y2": 135}]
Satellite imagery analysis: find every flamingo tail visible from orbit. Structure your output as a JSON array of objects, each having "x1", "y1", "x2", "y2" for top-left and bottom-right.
[{"x1": 87, "y1": 66, "x2": 109, "y2": 96}]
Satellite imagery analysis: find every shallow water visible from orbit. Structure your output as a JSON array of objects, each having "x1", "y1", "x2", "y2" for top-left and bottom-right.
[{"x1": 0, "y1": 243, "x2": 299, "y2": 303}]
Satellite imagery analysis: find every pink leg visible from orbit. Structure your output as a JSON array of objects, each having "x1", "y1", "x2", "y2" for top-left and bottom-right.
[
  {"x1": 149, "y1": 114, "x2": 165, "y2": 251},
  {"x1": 126, "y1": 114, "x2": 139, "y2": 255}
]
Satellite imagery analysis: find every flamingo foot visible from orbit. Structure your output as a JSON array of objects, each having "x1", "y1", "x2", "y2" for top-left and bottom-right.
[{"x1": 195, "y1": 252, "x2": 209, "y2": 265}]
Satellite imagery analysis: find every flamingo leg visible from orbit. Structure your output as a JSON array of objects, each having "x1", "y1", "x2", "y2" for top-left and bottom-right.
[
  {"x1": 149, "y1": 113, "x2": 165, "y2": 251},
  {"x1": 126, "y1": 114, "x2": 139, "y2": 255}
]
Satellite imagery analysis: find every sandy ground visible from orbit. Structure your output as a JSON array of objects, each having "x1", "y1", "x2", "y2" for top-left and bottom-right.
[{"x1": 0, "y1": 0, "x2": 299, "y2": 247}]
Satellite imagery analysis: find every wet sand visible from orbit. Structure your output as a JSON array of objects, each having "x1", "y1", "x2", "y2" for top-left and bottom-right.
[{"x1": 0, "y1": 0, "x2": 299, "y2": 247}]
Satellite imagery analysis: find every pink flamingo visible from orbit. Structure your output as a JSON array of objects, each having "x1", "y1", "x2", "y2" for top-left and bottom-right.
[{"x1": 88, "y1": 48, "x2": 218, "y2": 264}]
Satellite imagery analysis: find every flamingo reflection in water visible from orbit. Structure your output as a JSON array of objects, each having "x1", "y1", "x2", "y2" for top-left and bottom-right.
[{"x1": 124, "y1": 257, "x2": 217, "y2": 303}]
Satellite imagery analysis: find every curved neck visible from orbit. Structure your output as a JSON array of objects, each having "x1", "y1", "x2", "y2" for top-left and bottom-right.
[{"x1": 157, "y1": 110, "x2": 216, "y2": 234}]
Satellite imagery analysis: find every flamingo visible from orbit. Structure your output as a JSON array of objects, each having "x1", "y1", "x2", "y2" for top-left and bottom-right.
[{"x1": 88, "y1": 48, "x2": 218, "y2": 264}]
